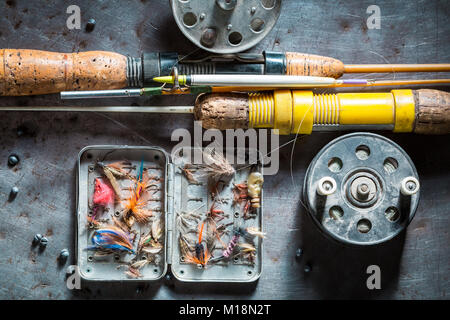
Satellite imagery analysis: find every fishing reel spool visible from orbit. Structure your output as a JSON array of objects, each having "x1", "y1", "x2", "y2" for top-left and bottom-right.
[
  {"x1": 170, "y1": 0, "x2": 281, "y2": 54},
  {"x1": 303, "y1": 133, "x2": 420, "y2": 246}
]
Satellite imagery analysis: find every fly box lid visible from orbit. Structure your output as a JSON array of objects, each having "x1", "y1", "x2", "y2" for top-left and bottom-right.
[{"x1": 76, "y1": 145, "x2": 264, "y2": 283}]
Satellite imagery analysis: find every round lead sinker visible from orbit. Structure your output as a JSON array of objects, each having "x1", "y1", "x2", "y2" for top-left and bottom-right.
[{"x1": 303, "y1": 132, "x2": 420, "y2": 246}]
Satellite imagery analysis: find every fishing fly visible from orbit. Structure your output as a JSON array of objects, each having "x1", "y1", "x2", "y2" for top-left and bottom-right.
[
  {"x1": 87, "y1": 226, "x2": 135, "y2": 254},
  {"x1": 184, "y1": 221, "x2": 210, "y2": 268}
]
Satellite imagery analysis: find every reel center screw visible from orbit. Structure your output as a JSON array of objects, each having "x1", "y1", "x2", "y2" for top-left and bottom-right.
[{"x1": 349, "y1": 176, "x2": 377, "y2": 204}]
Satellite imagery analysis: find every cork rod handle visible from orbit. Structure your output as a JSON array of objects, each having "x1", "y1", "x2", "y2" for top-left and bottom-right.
[
  {"x1": 285, "y1": 52, "x2": 345, "y2": 78},
  {"x1": 413, "y1": 89, "x2": 450, "y2": 134},
  {"x1": 0, "y1": 49, "x2": 128, "y2": 96},
  {"x1": 195, "y1": 90, "x2": 450, "y2": 135}
]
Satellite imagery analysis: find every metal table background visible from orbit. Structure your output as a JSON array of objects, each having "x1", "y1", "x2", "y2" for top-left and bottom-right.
[{"x1": 0, "y1": 0, "x2": 449, "y2": 299}]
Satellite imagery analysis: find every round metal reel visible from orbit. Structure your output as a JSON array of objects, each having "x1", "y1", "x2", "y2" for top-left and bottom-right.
[
  {"x1": 303, "y1": 133, "x2": 420, "y2": 246},
  {"x1": 170, "y1": 0, "x2": 281, "y2": 54}
]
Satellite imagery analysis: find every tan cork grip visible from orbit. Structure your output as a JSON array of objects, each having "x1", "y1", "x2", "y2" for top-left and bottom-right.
[
  {"x1": 194, "y1": 93, "x2": 249, "y2": 130},
  {"x1": 0, "y1": 49, "x2": 128, "y2": 96},
  {"x1": 413, "y1": 89, "x2": 450, "y2": 135},
  {"x1": 285, "y1": 52, "x2": 345, "y2": 78}
]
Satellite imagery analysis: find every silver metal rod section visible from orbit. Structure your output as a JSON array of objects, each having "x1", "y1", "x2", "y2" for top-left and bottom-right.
[
  {"x1": 61, "y1": 89, "x2": 143, "y2": 99},
  {"x1": 0, "y1": 106, "x2": 194, "y2": 114},
  {"x1": 190, "y1": 74, "x2": 343, "y2": 87}
]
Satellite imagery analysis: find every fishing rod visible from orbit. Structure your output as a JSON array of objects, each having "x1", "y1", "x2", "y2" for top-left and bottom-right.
[
  {"x1": 1, "y1": 49, "x2": 450, "y2": 96},
  {"x1": 2, "y1": 89, "x2": 449, "y2": 135},
  {"x1": 59, "y1": 78, "x2": 450, "y2": 99},
  {"x1": 152, "y1": 74, "x2": 450, "y2": 88}
]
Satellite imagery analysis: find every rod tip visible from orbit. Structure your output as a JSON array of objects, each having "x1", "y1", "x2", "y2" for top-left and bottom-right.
[
  {"x1": 153, "y1": 76, "x2": 173, "y2": 84},
  {"x1": 153, "y1": 76, "x2": 173, "y2": 83},
  {"x1": 153, "y1": 75, "x2": 188, "y2": 85}
]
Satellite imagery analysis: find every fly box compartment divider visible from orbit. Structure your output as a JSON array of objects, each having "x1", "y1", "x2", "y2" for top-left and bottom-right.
[{"x1": 76, "y1": 145, "x2": 263, "y2": 283}]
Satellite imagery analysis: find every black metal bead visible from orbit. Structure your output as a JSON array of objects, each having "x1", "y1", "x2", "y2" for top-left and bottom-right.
[
  {"x1": 85, "y1": 19, "x2": 96, "y2": 32},
  {"x1": 39, "y1": 236, "x2": 49, "y2": 248},
  {"x1": 304, "y1": 264, "x2": 312, "y2": 273},
  {"x1": 33, "y1": 234, "x2": 43, "y2": 245},
  {"x1": 9, "y1": 186, "x2": 19, "y2": 200},
  {"x1": 8, "y1": 154, "x2": 19, "y2": 166},
  {"x1": 59, "y1": 249, "x2": 69, "y2": 262}
]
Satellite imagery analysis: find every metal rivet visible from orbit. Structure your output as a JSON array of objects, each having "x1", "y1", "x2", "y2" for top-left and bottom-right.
[
  {"x1": 201, "y1": 28, "x2": 217, "y2": 47},
  {"x1": 295, "y1": 248, "x2": 303, "y2": 259}
]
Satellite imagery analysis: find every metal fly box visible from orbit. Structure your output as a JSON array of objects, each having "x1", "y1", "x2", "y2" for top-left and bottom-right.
[{"x1": 76, "y1": 145, "x2": 263, "y2": 283}]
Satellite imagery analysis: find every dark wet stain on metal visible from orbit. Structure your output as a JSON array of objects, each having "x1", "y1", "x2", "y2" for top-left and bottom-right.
[
  {"x1": 340, "y1": 20, "x2": 350, "y2": 31},
  {"x1": 5, "y1": 0, "x2": 16, "y2": 8},
  {"x1": 14, "y1": 21, "x2": 22, "y2": 30}
]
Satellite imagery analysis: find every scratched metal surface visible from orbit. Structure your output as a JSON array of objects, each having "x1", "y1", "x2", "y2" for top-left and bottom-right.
[{"x1": 0, "y1": 0, "x2": 449, "y2": 300}]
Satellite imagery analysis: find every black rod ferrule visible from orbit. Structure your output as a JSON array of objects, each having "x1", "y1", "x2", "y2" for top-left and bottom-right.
[{"x1": 263, "y1": 51, "x2": 286, "y2": 75}]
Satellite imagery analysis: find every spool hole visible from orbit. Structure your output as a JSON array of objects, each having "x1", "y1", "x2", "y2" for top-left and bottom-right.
[
  {"x1": 261, "y1": 0, "x2": 276, "y2": 9},
  {"x1": 383, "y1": 157, "x2": 398, "y2": 173},
  {"x1": 250, "y1": 18, "x2": 265, "y2": 33},
  {"x1": 328, "y1": 157, "x2": 343, "y2": 172},
  {"x1": 329, "y1": 206, "x2": 344, "y2": 220},
  {"x1": 357, "y1": 219, "x2": 372, "y2": 233},
  {"x1": 385, "y1": 207, "x2": 400, "y2": 222},
  {"x1": 228, "y1": 32, "x2": 243, "y2": 45},
  {"x1": 183, "y1": 12, "x2": 197, "y2": 27},
  {"x1": 355, "y1": 145, "x2": 370, "y2": 160}
]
